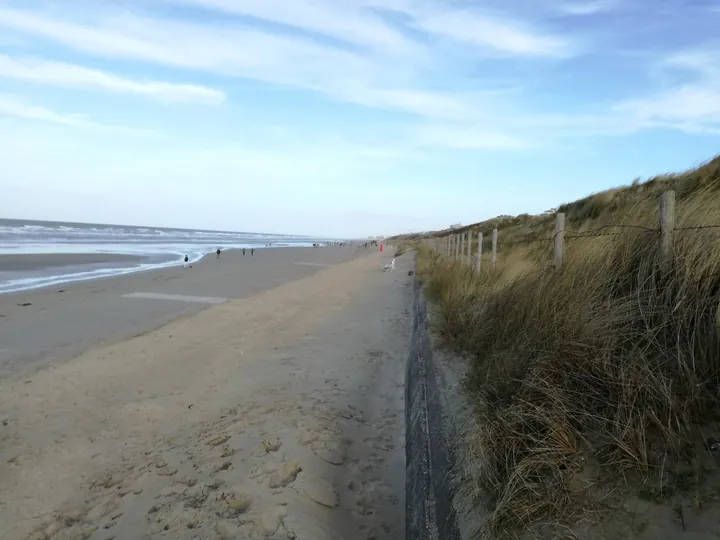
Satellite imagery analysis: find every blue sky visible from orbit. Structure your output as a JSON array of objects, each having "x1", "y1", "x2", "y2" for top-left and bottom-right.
[{"x1": 1, "y1": 0, "x2": 719, "y2": 237}]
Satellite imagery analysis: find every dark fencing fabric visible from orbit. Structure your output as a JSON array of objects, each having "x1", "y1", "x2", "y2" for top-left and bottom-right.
[{"x1": 405, "y1": 278, "x2": 461, "y2": 540}]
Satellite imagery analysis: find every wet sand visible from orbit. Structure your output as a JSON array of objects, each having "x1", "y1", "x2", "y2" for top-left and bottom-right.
[
  {"x1": 0, "y1": 252, "x2": 145, "y2": 271},
  {"x1": 0, "y1": 246, "x2": 367, "y2": 377},
  {"x1": 0, "y1": 248, "x2": 408, "y2": 540}
]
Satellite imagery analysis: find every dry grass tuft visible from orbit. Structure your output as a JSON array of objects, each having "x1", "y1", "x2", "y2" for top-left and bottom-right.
[{"x1": 413, "y1": 157, "x2": 720, "y2": 539}]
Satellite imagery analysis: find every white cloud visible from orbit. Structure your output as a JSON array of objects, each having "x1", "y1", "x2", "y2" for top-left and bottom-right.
[
  {"x1": 163, "y1": 0, "x2": 415, "y2": 52},
  {"x1": 0, "y1": 94, "x2": 160, "y2": 136},
  {"x1": 413, "y1": 124, "x2": 531, "y2": 150},
  {"x1": 613, "y1": 86, "x2": 720, "y2": 131},
  {"x1": 609, "y1": 47, "x2": 720, "y2": 134},
  {"x1": 162, "y1": 0, "x2": 572, "y2": 59},
  {"x1": 0, "y1": 0, "x2": 713, "y2": 150},
  {"x1": 556, "y1": 0, "x2": 620, "y2": 15},
  {"x1": 0, "y1": 94, "x2": 98, "y2": 127},
  {"x1": 0, "y1": 54, "x2": 225, "y2": 104},
  {"x1": 0, "y1": 4, "x2": 572, "y2": 122},
  {"x1": 663, "y1": 49, "x2": 720, "y2": 78},
  {"x1": 412, "y1": 10, "x2": 572, "y2": 57},
  {"x1": 0, "y1": 7, "x2": 379, "y2": 101},
  {"x1": 334, "y1": 87, "x2": 476, "y2": 119}
]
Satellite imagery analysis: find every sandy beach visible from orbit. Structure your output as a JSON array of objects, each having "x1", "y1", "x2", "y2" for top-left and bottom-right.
[
  {"x1": 0, "y1": 253, "x2": 146, "y2": 272},
  {"x1": 0, "y1": 246, "x2": 366, "y2": 377},
  {"x1": 0, "y1": 247, "x2": 408, "y2": 540}
]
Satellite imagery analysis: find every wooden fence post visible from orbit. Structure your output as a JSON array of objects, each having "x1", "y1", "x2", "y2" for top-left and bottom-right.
[
  {"x1": 476, "y1": 232, "x2": 483, "y2": 273},
  {"x1": 659, "y1": 190, "x2": 675, "y2": 273},
  {"x1": 466, "y1": 231, "x2": 473, "y2": 266},
  {"x1": 456, "y1": 234, "x2": 461, "y2": 260},
  {"x1": 554, "y1": 212, "x2": 565, "y2": 272},
  {"x1": 491, "y1": 228, "x2": 498, "y2": 265}
]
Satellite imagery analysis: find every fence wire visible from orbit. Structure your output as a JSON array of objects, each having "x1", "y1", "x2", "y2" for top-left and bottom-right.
[
  {"x1": 426, "y1": 214, "x2": 720, "y2": 272},
  {"x1": 675, "y1": 224, "x2": 720, "y2": 231}
]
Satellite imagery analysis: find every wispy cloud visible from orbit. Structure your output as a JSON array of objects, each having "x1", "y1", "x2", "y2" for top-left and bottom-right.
[
  {"x1": 0, "y1": 7, "x2": 380, "y2": 104},
  {"x1": 0, "y1": 0, "x2": 716, "y2": 149},
  {"x1": 556, "y1": 0, "x2": 620, "y2": 16},
  {"x1": 163, "y1": 0, "x2": 416, "y2": 51},
  {"x1": 610, "y1": 47, "x2": 720, "y2": 134},
  {"x1": 412, "y1": 11, "x2": 572, "y2": 57},
  {"x1": 0, "y1": 94, "x2": 160, "y2": 136},
  {"x1": 0, "y1": 54, "x2": 225, "y2": 104},
  {"x1": 413, "y1": 124, "x2": 531, "y2": 150},
  {"x1": 0, "y1": 3, "x2": 572, "y2": 122},
  {"x1": 0, "y1": 94, "x2": 93, "y2": 127}
]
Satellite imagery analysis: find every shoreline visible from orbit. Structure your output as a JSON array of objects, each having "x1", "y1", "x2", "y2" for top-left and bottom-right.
[
  {"x1": 0, "y1": 245, "x2": 331, "y2": 295},
  {"x1": 0, "y1": 245, "x2": 366, "y2": 378},
  {"x1": 0, "y1": 252, "x2": 147, "y2": 272},
  {"x1": 0, "y1": 249, "x2": 225, "y2": 295}
]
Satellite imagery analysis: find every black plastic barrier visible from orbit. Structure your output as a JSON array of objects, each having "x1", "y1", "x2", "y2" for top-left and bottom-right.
[{"x1": 405, "y1": 278, "x2": 461, "y2": 540}]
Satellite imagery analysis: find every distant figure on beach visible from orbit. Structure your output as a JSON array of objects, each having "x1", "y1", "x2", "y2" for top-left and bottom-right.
[
  {"x1": 216, "y1": 248, "x2": 221, "y2": 259},
  {"x1": 183, "y1": 255, "x2": 191, "y2": 268},
  {"x1": 251, "y1": 248, "x2": 255, "y2": 256},
  {"x1": 242, "y1": 248, "x2": 246, "y2": 256},
  {"x1": 380, "y1": 243, "x2": 383, "y2": 253}
]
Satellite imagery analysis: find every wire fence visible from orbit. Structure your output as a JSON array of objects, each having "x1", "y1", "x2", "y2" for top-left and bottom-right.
[{"x1": 421, "y1": 189, "x2": 720, "y2": 274}]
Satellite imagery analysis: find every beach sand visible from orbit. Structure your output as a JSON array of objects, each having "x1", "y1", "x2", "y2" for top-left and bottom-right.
[
  {"x1": 0, "y1": 253, "x2": 146, "y2": 272},
  {"x1": 0, "y1": 249, "x2": 408, "y2": 540},
  {"x1": 0, "y1": 246, "x2": 366, "y2": 377}
]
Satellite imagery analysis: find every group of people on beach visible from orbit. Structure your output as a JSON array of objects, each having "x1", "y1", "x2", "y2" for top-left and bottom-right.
[{"x1": 183, "y1": 247, "x2": 255, "y2": 268}]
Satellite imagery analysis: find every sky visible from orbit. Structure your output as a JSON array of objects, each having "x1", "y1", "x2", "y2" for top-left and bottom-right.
[{"x1": 1, "y1": 1, "x2": 719, "y2": 238}]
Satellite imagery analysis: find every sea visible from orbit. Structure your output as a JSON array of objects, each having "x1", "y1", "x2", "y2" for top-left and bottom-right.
[{"x1": 0, "y1": 218, "x2": 332, "y2": 294}]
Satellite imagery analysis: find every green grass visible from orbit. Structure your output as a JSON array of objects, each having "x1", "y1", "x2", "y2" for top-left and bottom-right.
[{"x1": 410, "y1": 156, "x2": 720, "y2": 539}]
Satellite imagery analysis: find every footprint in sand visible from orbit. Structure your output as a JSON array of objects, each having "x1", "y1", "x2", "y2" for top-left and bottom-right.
[
  {"x1": 149, "y1": 503, "x2": 201, "y2": 534},
  {"x1": 217, "y1": 488, "x2": 252, "y2": 515},
  {"x1": 363, "y1": 435, "x2": 395, "y2": 452},
  {"x1": 262, "y1": 438, "x2": 282, "y2": 453},
  {"x1": 268, "y1": 461, "x2": 302, "y2": 488},
  {"x1": 253, "y1": 506, "x2": 288, "y2": 537},
  {"x1": 215, "y1": 520, "x2": 243, "y2": 539},
  {"x1": 311, "y1": 440, "x2": 347, "y2": 465},
  {"x1": 299, "y1": 476, "x2": 339, "y2": 508},
  {"x1": 298, "y1": 429, "x2": 320, "y2": 446},
  {"x1": 349, "y1": 478, "x2": 392, "y2": 519},
  {"x1": 183, "y1": 480, "x2": 222, "y2": 508}
]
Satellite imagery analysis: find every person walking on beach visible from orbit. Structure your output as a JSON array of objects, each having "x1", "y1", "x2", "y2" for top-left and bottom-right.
[
  {"x1": 242, "y1": 248, "x2": 246, "y2": 256},
  {"x1": 251, "y1": 248, "x2": 255, "y2": 256},
  {"x1": 216, "y1": 248, "x2": 221, "y2": 259},
  {"x1": 183, "y1": 255, "x2": 190, "y2": 268}
]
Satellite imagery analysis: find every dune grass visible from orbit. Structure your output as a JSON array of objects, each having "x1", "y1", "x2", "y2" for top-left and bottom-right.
[{"x1": 413, "y1": 156, "x2": 720, "y2": 539}]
